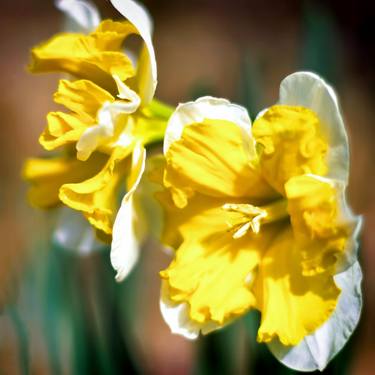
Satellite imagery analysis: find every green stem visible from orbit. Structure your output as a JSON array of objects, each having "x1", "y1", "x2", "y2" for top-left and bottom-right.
[{"x1": 149, "y1": 98, "x2": 174, "y2": 119}]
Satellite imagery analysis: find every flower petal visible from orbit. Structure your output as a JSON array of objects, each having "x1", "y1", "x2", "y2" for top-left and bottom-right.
[
  {"x1": 134, "y1": 154, "x2": 165, "y2": 239},
  {"x1": 59, "y1": 147, "x2": 131, "y2": 235},
  {"x1": 39, "y1": 112, "x2": 88, "y2": 151},
  {"x1": 285, "y1": 174, "x2": 362, "y2": 275},
  {"x1": 164, "y1": 96, "x2": 254, "y2": 154},
  {"x1": 267, "y1": 261, "x2": 362, "y2": 372},
  {"x1": 29, "y1": 22, "x2": 136, "y2": 92},
  {"x1": 254, "y1": 227, "x2": 341, "y2": 346},
  {"x1": 54, "y1": 79, "x2": 114, "y2": 122},
  {"x1": 126, "y1": 142, "x2": 146, "y2": 197},
  {"x1": 22, "y1": 153, "x2": 106, "y2": 208},
  {"x1": 252, "y1": 105, "x2": 328, "y2": 194},
  {"x1": 163, "y1": 97, "x2": 275, "y2": 206},
  {"x1": 160, "y1": 194, "x2": 279, "y2": 327},
  {"x1": 110, "y1": 0, "x2": 157, "y2": 104},
  {"x1": 113, "y1": 74, "x2": 141, "y2": 111},
  {"x1": 76, "y1": 103, "x2": 136, "y2": 162},
  {"x1": 110, "y1": 196, "x2": 139, "y2": 281},
  {"x1": 279, "y1": 72, "x2": 349, "y2": 183},
  {"x1": 56, "y1": 0, "x2": 101, "y2": 32},
  {"x1": 160, "y1": 281, "x2": 224, "y2": 340},
  {"x1": 111, "y1": 143, "x2": 146, "y2": 281},
  {"x1": 161, "y1": 239, "x2": 259, "y2": 327}
]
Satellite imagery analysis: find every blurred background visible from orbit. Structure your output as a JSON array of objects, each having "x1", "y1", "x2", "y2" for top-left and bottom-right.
[{"x1": 0, "y1": 0, "x2": 374, "y2": 373}]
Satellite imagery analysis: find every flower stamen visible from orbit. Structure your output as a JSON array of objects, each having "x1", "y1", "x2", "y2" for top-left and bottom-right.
[{"x1": 223, "y1": 199, "x2": 288, "y2": 238}]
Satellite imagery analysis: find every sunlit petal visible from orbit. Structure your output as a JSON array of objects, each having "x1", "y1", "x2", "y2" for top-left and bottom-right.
[
  {"x1": 254, "y1": 227, "x2": 340, "y2": 346},
  {"x1": 110, "y1": 0, "x2": 157, "y2": 104},
  {"x1": 59, "y1": 147, "x2": 131, "y2": 235},
  {"x1": 29, "y1": 22, "x2": 136, "y2": 91},
  {"x1": 267, "y1": 261, "x2": 362, "y2": 371},
  {"x1": 286, "y1": 174, "x2": 362, "y2": 275},
  {"x1": 252, "y1": 105, "x2": 328, "y2": 194},
  {"x1": 164, "y1": 96, "x2": 253, "y2": 154},
  {"x1": 23, "y1": 153, "x2": 106, "y2": 208},
  {"x1": 163, "y1": 97, "x2": 275, "y2": 207},
  {"x1": 160, "y1": 281, "x2": 224, "y2": 340},
  {"x1": 279, "y1": 72, "x2": 349, "y2": 183}
]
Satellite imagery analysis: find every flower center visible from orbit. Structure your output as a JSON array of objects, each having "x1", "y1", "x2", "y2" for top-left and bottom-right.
[{"x1": 223, "y1": 199, "x2": 288, "y2": 238}]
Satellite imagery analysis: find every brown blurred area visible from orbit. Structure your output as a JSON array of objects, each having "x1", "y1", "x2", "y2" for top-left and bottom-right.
[{"x1": 0, "y1": 0, "x2": 374, "y2": 374}]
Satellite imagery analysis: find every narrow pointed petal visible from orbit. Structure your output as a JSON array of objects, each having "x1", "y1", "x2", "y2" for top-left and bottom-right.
[
  {"x1": 110, "y1": 196, "x2": 140, "y2": 281},
  {"x1": 111, "y1": 143, "x2": 146, "y2": 281},
  {"x1": 110, "y1": 0, "x2": 157, "y2": 104}
]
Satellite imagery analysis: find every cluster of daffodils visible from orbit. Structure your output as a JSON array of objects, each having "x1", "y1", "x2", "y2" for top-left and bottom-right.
[
  {"x1": 23, "y1": 0, "x2": 172, "y2": 275},
  {"x1": 24, "y1": 0, "x2": 362, "y2": 371}
]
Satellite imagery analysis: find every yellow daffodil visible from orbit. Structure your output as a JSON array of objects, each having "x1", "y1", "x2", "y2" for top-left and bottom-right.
[
  {"x1": 23, "y1": 0, "x2": 172, "y2": 279},
  {"x1": 157, "y1": 72, "x2": 362, "y2": 371}
]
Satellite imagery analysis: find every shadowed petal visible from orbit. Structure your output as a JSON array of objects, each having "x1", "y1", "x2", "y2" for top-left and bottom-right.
[
  {"x1": 111, "y1": 143, "x2": 146, "y2": 281},
  {"x1": 56, "y1": 0, "x2": 101, "y2": 32}
]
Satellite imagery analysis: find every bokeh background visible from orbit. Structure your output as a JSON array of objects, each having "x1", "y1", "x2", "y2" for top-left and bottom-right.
[{"x1": 0, "y1": 0, "x2": 374, "y2": 373}]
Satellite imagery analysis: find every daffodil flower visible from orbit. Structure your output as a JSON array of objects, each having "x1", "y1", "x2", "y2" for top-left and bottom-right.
[
  {"x1": 158, "y1": 72, "x2": 362, "y2": 371},
  {"x1": 23, "y1": 0, "x2": 172, "y2": 275}
]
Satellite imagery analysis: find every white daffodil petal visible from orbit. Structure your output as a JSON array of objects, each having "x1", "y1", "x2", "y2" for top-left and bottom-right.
[
  {"x1": 110, "y1": 0, "x2": 157, "y2": 105},
  {"x1": 110, "y1": 196, "x2": 139, "y2": 282},
  {"x1": 76, "y1": 92, "x2": 140, "y2": 161},
  {"x1": 76, "y1": 103, "x2": 114, "y2": 161},
  {"x1": 110, "y1": 144, "x2": 146, "y2": 282},
  {"x1": 56, "y1": 0, "x2": 101, "y2": 32},
  {"x1": 163, "y1": 96, "x2": 255, "y2": 159},
  {"x1": 160, "y1": 281, "x2": 223, "y2": 340},
  {"x1": 333, "y1": 181, "x2": 363, "y2": 272},
  {"x1": 53, "y1": 206, "x2": 104, "y2": 255},
  {"x1": 279, "y1": 72, "x2": 349, "y2": 183},
  {"x1": 113, "y1": 75, "x2": 141, "y2": 112},
  {"x1": 267, "y1": 261, "x2": 362, "y2": 372},
  {"x1": 126, "y1": 142, "x2": 146, "y2": 198}
]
